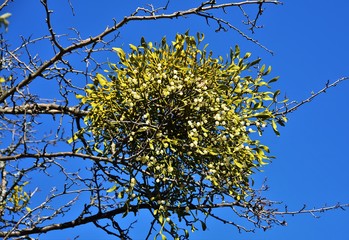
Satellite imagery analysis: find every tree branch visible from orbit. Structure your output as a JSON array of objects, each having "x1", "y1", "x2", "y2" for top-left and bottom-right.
[
  {"x1": 0, "y1": 0, "x2": 281, "y2": 104},
  {"x1": 0, "y1": 103, "x2": 87, "y2": 116},
  {"x1": 276, "y1": 76, "x2": 349, "y2": 116},
  {"x1": 0, "y1": 0, "x2": 11, "y2": 11},
  {"x1": 0, "y1": 201, "x2": 247, "y2": 237},
  {"x1": 275, "y1": 203, "x2": 349, "y2": 216},
  {"x1": 0, "y1": 151, "x2": 110, "y2": 162}
]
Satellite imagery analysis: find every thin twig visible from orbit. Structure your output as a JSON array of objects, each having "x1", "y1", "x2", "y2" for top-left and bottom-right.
[{"x1": 277, "y1": 76, "x2": 349, "y2": 116}]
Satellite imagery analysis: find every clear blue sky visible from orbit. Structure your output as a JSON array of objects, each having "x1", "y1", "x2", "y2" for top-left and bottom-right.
[{"x1": 5, "y1": 0, "x2": 349, "y2": 239}]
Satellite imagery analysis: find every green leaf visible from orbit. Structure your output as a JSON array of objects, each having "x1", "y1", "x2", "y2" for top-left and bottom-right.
[
  {"x1": 0, "y1": 13, "x2": 11, "y2": 19},
  {"x1": 234, "y1": 45, "x2": 240, "y2": 58},
  {"x1": 259, "y1": 64, "x2": 266, "y2": 73},
  {"x1": 253, "y1": 112, "x2": 272, "y2": 119},
  {"x1": 112, "y1": 47, "x2": 126, "y2": 60},
  {"x1": 268, "y1": 76, "x2": 279, "y2": 84},
  {"x1": 96, "y1": 73, "x2": 108, "y2": 86},
  {"x1": 141, "y1": 37, "x2": 146, "y2": 47},
  {"x1": 191, "y1": 224, "x2": 197, "y2": 232},
  {"x1": 200, "y1": 221, "x2": 207, "y2": 231},
  {"x1": 208, "y1": 149, "x2": 218, "y2": 156},
  {"x1": 67, "y1": 134, "x2": 78, "y2": 144},
  {"x1": 265, "y1": 65, "x2": 272, "y2": 75},
  {"x1": 106, "y1": 185, "x2": 117, "y2": 193},
  {"x1": 196, "y1": 32, "x2": 204, "y2": 43},
  {"x1": 0, "y1": 13, "x2": 11, "y2": 31},
  {"x1": 271, "y1": 119, "x2": 280, "y2": 136},
  {"x1": 129, "y1": 44, "x2": 138, "y2": 51},
  {"x1": 149, "y1": 141, "x2": 154, "y2": 150},
  {"x1": 26, "y1": 207, "x2": 31, "y2": 212},
  {"x1": 159, "y1": 215, "x2": 164, "y2": 224},
  {"x1": 235, "y1": 161, "x2": 243, "y2": 169},
  {"x1": 273, "y1": 90, "x2": 280, "y2": 102},
  {"x1": 248, "y1": 58, "x2": 261, "y2": 67},
  {"x1": 112, "y1": 47, "x2": 124, "y2": 55},
  {"x1": 122, "y1": 209, "x2": 128, "y2": 218},
  {"x1": 260, "y1": 144, "x2": 270, "y2": 152},
  {"x1": 184, "y1": 230, "x2": 189, "y2": 238},
  {"x1": 243, "y1": 52, "x2": 251, "y2": 59},
  {"x1": 75, "y1": 94, "x2": 85, "y2": 99},
  {"x1": 161, "y1": 233, "x2": 167, "y2": 240},
  {"x1": 201, "y1": 126, "x2": 209, "y2": 132}
]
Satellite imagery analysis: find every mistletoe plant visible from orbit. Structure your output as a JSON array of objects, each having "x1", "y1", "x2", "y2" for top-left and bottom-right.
[{"x1": 73, "y1": 32, "x2": 285, "y2": 238}]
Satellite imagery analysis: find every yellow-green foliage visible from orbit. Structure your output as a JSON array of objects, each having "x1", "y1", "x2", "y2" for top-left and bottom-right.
[
  {"x1": 75, "y1": 33, "x2": 284, "y2": 230},
  {"x1": 7, "y1": 181, "x2": 30, "y2": 213},
  {"x1": 0, "y1": 13, "x2": 11, "y2": 31}
]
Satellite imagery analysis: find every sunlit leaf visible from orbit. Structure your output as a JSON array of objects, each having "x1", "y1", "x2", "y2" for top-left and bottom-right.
[
  {"x1": 129, "y1": 44, "x2": 138, "y2": 51},
  {"x1": 106, "y1": 185, "x2": 117, "y2": 193},
  {"x1": 271, "y1": 119, "x2": 280, "y2": 136}
]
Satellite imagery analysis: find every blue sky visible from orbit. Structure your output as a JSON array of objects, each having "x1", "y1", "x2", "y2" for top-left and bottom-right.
[{"x1": 4, "y1": 0, "x2": 349, "y2": 239}]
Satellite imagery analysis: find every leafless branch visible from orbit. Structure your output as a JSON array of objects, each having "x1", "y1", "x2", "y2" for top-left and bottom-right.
[
  {"x1": 0, "y1": 0, "x2": 281, "y2": 104},
  {"x1": 276, "y1": 76, "x2": 349, "y2": 116},
  {"x1": 275, "y1": 203, "x2": 349, "y2": 216},
  {"x1": 0, "y1": 103, "x2": 87, "y2": 116},
  {"x1": 0, "y1": 0, "x2": 11, "y2": 11}
]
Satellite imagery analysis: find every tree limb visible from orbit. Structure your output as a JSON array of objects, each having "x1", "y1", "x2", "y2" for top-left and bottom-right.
[{"x1": 0, "y1": 0, "x2": 281, "y2": 104}]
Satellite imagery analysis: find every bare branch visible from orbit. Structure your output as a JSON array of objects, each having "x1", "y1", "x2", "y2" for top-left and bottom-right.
[
  {"x1": 275, "y1": 203, "x2": 349, "y2": 216},
  {"x1": 0, "y1": 152, "x2": 111, "y2": 163},
  {"x1": 276, "y1": 76, "x2": 349, "y2": 116},
  {"x1": 40, "y1": 0, "x2": 64, "y2": 52},
  {"x1": 0, "y1": 0, "x2": 281, "y2": 104},
  {"x1": 0, "y1": 0, "x2": 11, "y2": 11},
  {"x1": 0, "y1": 103, "x2": 87, "y2": 116},
  {"x1": 196, "y1": 11, "x2": 274, "y2": 54}
]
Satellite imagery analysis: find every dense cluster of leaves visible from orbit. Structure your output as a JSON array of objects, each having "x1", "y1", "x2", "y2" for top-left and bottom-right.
[
  {"x1": 6, "y1": 181, "x2": 30, "y2": 213},
  {"x1": 74, "y1": 32, "x2": 285, "y2": 237}
]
